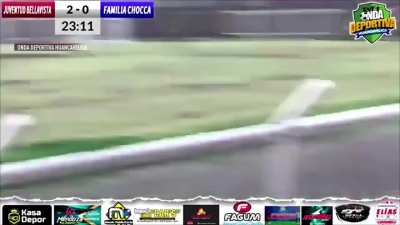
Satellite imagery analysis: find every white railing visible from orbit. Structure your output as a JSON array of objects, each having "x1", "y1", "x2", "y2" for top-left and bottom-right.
[{"x1": 1, "y1": 103, "x2": 398, "y2": 186}]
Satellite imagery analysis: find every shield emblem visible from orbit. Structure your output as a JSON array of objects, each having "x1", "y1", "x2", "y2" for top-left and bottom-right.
[
  {"x1": 8, "y1": 209, "x2": 21, "y2": 225},
  {"x1": 351, "y1": 2, "x2": 392, "y2": 43}
]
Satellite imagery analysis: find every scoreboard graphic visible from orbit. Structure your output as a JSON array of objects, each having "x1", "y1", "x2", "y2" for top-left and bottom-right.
[{"x1": 1, "y1": 0, "x2": 154, "y2": 35}]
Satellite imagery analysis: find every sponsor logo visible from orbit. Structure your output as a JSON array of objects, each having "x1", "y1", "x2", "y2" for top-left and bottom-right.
[
  {"x1": 335, "y1": 204, "x2": 370, "y2": 223},
  {"x1": 265, "y1": 206, "x2": 300, "y2": 225},
  {"x1": 233, "y1": 202, "x2": 252, "y2": 214},
  {"x1": 223, "y1": 201, "x2": 262, "y2": 225},
  {"x1": 302, "y1": 206, "x2": 333, "y2": 225},
  {"x1": 183, "y1": 205, "x2": 219, "y2": 225},
  {"x1": 104, "y1": 202, "x2": 133, "y2": 225},
  {"x1": 54, "y1": 205, "x2": 101, "y2": 225},
  {"x1": 134, "y1": 208, "x2": 180, "y2": 223},
  {"x1": 2, "y1": 205, "x2": 52, "y2": 225},
  {"x1": 375, "y1": 200, "x2": 399, "y2": 225},
  {"x1": 349, "y1": 2, "x2": 397, "y2": 43}
]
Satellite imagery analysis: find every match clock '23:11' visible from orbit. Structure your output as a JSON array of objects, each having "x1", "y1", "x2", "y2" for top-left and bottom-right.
[{"x1": 61, "y1": 20, "x2": 94, "y2": 31}]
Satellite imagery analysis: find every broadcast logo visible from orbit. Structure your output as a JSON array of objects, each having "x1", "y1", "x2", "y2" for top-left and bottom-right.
[
  {"x1": 104, "y1": 202, "x2": 133, "y2": 225},
  {"x1": 223, "y1": 201, "x2": 262, "y2": 225},
  {"x1": 54, "y1": 205, "x2": 101, "y2": 225},
  {"x1": 375, "y1": 200, "x2": 399, "y2": 225},
  {"x1": 265, "y1": 206, "x2": 300, "y2": 225},
  {"x1": 335, "y1": 204, "x2": 370, "y2": 223},
  {"x1": 183, "y1": 205, "x2": 219, "y2": 225},
  {"x1": 134, "y1": 208, "x2": 180, "y2": 223},
  {"x1": 349, "y1": 2, "x2": 397, "y2": 43},
  {"x1": 2, "y1": 205, "x2": 52, "y2": 225},
  {"x1": 302, "y1": 206, "x2": 333, "y2": 225}
]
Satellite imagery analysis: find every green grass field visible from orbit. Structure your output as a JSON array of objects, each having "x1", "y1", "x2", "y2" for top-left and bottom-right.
[{"x1": 0, "y1": 40, "x2": 399, "y2": 162}]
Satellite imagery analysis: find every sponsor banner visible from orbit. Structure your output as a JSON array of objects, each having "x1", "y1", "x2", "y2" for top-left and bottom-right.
[
  {"x1": 221, "y1": 201, "x2": 263, "y2": 225},
  {"x1": 265, "y1": 206, "x2": 300, "y2": 225},
  {"x1": 302, "y1": 206, "x2": 333, "y2": 225},
  {"x1": 305, "y1": 198, "x2": 400, "y2": 225},
  {"x1": 0, "y1": 197, "x2": 399, "y2": 225},
  {"x1": 375, "y1": 200, "x2": 399, "y2": 225},
  {"x1": 133, "y1": 205, "x2": 182, "y2": 224},
  {"x1": 104, "y1": 202, "x2": 133, "y2": 225},
  {"x1": 334, "y1": 203, "x2": 373, "y2": 224},
  {"x1": 2, "y1": 205, "x2": 52, "y2": 225},
  {"x1": 183, "y1": 205, "x2": 219, "y2": 225},
  {"x1": 102, "y1": 200, "x2": 183, "y2": 225},
  {"x1": 54, "y1": 205, "x2": 101, "y2": 225}
]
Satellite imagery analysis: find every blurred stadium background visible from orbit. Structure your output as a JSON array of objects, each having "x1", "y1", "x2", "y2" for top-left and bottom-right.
[{"x1": 0, "y1": 0, "x2": 399, "y2": 199}]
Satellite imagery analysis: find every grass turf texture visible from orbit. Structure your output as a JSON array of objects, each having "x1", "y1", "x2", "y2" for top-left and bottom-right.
[{"x1": 1, "y1": 40, "x2": 399, "y2": 163}]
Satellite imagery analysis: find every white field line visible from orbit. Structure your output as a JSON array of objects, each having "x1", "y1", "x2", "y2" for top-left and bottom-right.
[
  {"x1": 268, "y1": 79, "x2": 336, "y2": 122},
  {"x1": 0, "y1": 104, "x2": 398, "y2": 186},
  {"x1": 0, "y1": 114, "x2": 35, "y2": 150}
]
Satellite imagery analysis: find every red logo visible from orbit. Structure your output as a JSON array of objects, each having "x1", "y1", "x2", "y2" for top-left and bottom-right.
[
  {"x1": 233, "y1": 202, "x2": 252, "y2": 213},
  {"x1": 66, "y1": 208, "x2": 75, "y2": 215},
  {"x1": 376, "y1": 200, "x2": 399, "y2": 225}
]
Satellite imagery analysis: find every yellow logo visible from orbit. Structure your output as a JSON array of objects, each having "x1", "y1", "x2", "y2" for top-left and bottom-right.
[
  {"x1": 8, "y1": 209, "x2": 21, "y2": 225},
  {"x1": 349, "y1": 2, "x2": 397, "y2": 43},
  {"x1": 105, "y1": 202, "x2": 133, "y2": 225}
]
